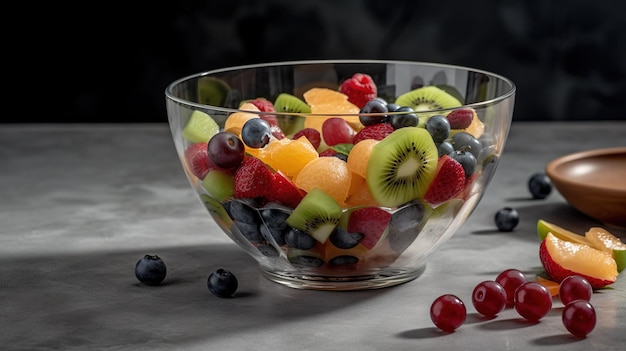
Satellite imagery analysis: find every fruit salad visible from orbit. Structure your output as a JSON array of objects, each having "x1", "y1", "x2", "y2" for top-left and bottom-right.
[{"x1": 177, "y1": 73, "x2": 498, "y2": 275}]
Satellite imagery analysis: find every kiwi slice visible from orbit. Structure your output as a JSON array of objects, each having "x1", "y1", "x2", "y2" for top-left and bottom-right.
[
  {"x1": 285, "y1": 188, "x2": 342, "y2": 243},
  {"x1": 197, "y1": 77, "x2": 231, "y2": 107},
  {"x1": 435, "y1": 84, "x2": 465, "y2": 105},
  {"x1": 273, "y1": 93, "x2": 311, "y2": 138},
  {"x1": 394, "y1": 86, "x2": 462, "y2": 127},
  {"x1": 181, "y1": 110, "x2": 220, "y2": 143},
  {"x1": 366, "y1": 127, "x2": 438, "y2": 208},
  {"x1": 199, "y1": 194, "x2": 233, "y2": 230}
]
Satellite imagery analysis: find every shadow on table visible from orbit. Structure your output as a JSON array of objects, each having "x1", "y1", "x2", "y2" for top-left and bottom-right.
[
  {"x1": 0, "y1": 244, "x2": 390, "y2": 349},
  {"x1": 469, "y1": 202, "x2": 626, "y2": 242}
]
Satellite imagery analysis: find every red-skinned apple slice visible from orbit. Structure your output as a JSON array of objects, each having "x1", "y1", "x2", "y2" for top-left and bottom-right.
[{"x1": 539, "y1": 232, "x2": 618, "y2": 289}]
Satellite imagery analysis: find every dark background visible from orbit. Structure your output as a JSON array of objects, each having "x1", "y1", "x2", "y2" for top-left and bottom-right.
[{"x1": 6, "y1": 0, "x2": 626, "y2": 123}]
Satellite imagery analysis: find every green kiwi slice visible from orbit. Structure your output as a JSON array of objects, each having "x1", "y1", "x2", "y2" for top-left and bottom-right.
[
  {"x1": 434, "y1": 84, "x2": 465, "y2": 105},
  {"x1": 366, "y1": 127, "x2": 438, "y2": 208},
  {"x1": 197, "y1": 77, "x2": 231, "y2": 107},
  {"x1": 273, "y1": 93, "x2": 311, "y2": 138},
  {"x1": 395, "y1": 86, "x2": 463, "y2": 127},
  {"x1": 285, "y1": 188, "x2": 342, "y2": 243}
]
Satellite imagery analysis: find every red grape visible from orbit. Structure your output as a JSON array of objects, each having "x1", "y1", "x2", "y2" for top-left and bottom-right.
[
  {"x1": 472, "y1": 280, "x2": 507, "y2": 318},
  {"x1": 562, "y1": 300, "x2": 596, "y2": 337},
  {"x1": 322, "y1": 117, "x2": 356, "y2": 146},
  {"x1": 559, "y1": 275, "x2": 592, "y2": 305},
  {"x1": 514, "y1": 282, "x2": 553, "y2": 322},
  {"x1": 430, "y1": 294, "x2": 466, "y2": 332},
  {"x1": 207, "y1": 131, "x2": 245, "y2": 169},
  {"x1": 495, "y1": 268, "x2": 528, "y2": 307}
]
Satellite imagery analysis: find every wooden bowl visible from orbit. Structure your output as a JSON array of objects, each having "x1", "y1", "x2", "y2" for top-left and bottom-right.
[{"x1": 546, "y1": 147, "x2": 626, "y2": 229}]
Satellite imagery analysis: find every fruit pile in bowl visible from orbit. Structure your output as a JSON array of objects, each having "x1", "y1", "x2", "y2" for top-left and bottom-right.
[{"x1": 165, "y1": 60, "x2": 516, "y2": 290}]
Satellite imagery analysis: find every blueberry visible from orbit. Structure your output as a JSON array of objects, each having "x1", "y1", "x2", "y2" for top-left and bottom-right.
[
  {"x1": 389, "y1": 106, "x2": 419, "y2": 129},
  {"x1": 235, "y1": 221, "x2": 264, "y2": 243},
  {"x1": 359, "y1": 99, "x2": 389, "y2": 126},
  {"x1": 135, "y1": 254, "x2": 167, "y2": 286},
  {"x1": 528, "y1": 173, "x2": 552, "y2": 199},
  {"x1": 329, "y1": 227, "x2": 363, "y2": 249},
  {"x1": 425, "y1": 115, "x2": 451, "y2": 143},
  {"x1": 284, "y1": 227, "x2": 317, "y2": 250},
  {"x1": 259, "y1": 224, "x2": 287, "y2": 246},
  {"x1": 388, "y1": 201, "x2": 427, "y2": 253},
  {"x1": 328, "y1": 255, "x2": 359, "y2": 266},
  {"x1": 226, "y1": 199, "x2": 261, "y2": 224},
  {"x1": 207, "y1": 268, "x2": 238, "y2": 298},
  {"x1": 495, "y1": 207, "x2": 520, "y2": 232},
  {"x1": 437, "y1": 141, "x2": 454, "y2": 158},
  {"x1": 334, "y1": 153, "x2": 348, "y2": 162},
  {"x1": 260, "y1": 205, "x2": 291, "y2": 227},
  {"x1": 449, "y1": 150, "x2": 477, "y2": 177},
  {"x1": 451, "y1": 131, "x2": 483, "y2": 159},
  {"x1": 289, "y1": 255, "x2": 324, "y2": 267},
  {"x1": 386, "y1": 103, "x2": 400, "y2": 112},
  {"x1": 256, "y1": 242, "x2": 279, "y2": 257},
  {"x1": 241, "y1": 118, "x2": 272, "y2": 148}
]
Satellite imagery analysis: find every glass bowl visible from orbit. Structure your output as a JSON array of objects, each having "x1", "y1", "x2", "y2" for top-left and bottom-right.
[{"x1": 165, "y1": 60, "x2": 515, "y2": 290}]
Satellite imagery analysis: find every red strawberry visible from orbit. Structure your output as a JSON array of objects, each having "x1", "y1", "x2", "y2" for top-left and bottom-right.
[
  {"x1": 234, "y1": 157, "x2": 274, "y2": 199},
  {"x1": 347, "y1": 207, "x2": 392, "y2": 250},
  {"x1": 247, "y1": 98, "x2": 285, "y2": 139},
  {"x1": 446, "y1": 108, "x2": 474, "y2": 129},
  {"x1": 292, "y1": 128, "x2": 321, "y2": 150},
  {"x1": 184, "y1": 142, "x2": 227, "y2": 179},
  {"x1": 423, "y1": 155, "x2": 466, "y2": 205},
  {"x1": 352, "y1": 122, "x2": 394, "y2": 144},
  {"x1": 266, "y1": 171, "x2": 306, "y2": 208},
  {"x1": 319, "y1": 148, "x2": 338, "y2": 157},
  {"x1": 339, "y1": 73, "x2": 377, "y2": 109},
  {"x1": 248, "y1": 98, "x2": 275, "y2": 113}
]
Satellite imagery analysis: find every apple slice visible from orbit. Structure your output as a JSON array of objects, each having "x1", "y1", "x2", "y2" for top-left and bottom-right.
[
  {"x1": 585, "y1": 227, "x2": 626, "y2": 273},
  {"x1": 539, "y1": 232, "x2": 618, "y2": 289},
  {"x1": 536, "y1": 219, "x2": 590, "y2": 245}
]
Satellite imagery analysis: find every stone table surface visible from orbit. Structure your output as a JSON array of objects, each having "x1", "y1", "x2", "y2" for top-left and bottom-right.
[{"x1": 1, "y1": 121, "x2": 625, "y2": 351}]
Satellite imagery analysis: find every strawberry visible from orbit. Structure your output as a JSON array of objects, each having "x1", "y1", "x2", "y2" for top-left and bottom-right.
[
  {"x1": 319, "y1": 149, "x2": 338, "y2": 157},
  {"x1": 347, "y1": 207, "x2": 392, "y2": 250},
  {"x1": 247, "y1": 98, "x2": 285, "y2": 139},
  {"x1": 446, "y1": 108, "x2": 474, "y2": 129},
  {"x1": 247, "y1": 98, "x2": 275, "y2": 113},
  {"x1": 293, "y1": 128, "x2": 321, "y2": 150},
  {"x1": 423, "y1": 155, "x2": 466, "y2": 205},
  {"x1": 234, "y1": 157, "x2": 274, "y2": 199},
  {"x1": 352, "y1": 122, "x2": 394, "y2": 144},
  {"x1": 339, "y1": 73, "x2": 377, "y2": 109},
  {"x1": 266, "y1": 171, "x2": 306, "y2": 208},
  {"x1": 184, "y1": 142, "x2": 226, "y2": 179}
]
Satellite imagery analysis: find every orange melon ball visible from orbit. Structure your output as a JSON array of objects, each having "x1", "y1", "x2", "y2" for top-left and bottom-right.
[
  {"x1": 347, "y1": 139, "x2": 379, "y2": 178},
  {"x1": 294, "y1": 157, "x2": 352, "y2": 205},
  {"x1": 303, "y1": 88, "x2": 363, "y2": 132},
  {"x1": 345, "y1": 173, "x2": 379, "y2": 207},
  {"x1": 263, "y1": 137, "x2": 318, "y2": 178},
  {"x1": 224, "y1": 102, "x2": 260, "y2": 135}
]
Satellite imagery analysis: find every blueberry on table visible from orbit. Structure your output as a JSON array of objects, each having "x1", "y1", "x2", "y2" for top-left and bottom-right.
[
  {"x1": 495, "y1": 207, "x2": 520, "y2": 232},
  {"x1": 528, "y1": 172, "x2": 552, "y2": 199},
  {"x1": 135, "y1": 255, "x2": 167, "y2": 286},
  {"x1": 207, "y1": 269, "x2": 239, "y2": 298}
]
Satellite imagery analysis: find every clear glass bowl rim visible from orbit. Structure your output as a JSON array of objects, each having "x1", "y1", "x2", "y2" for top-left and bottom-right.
[{"x1": 164, "y1": 59, "x2": 516, "y2": 116}]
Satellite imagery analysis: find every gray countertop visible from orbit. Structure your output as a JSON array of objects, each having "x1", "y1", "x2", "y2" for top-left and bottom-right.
[{"x1": 1, "y1": 121, "x2": 625, "y2": 351}]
